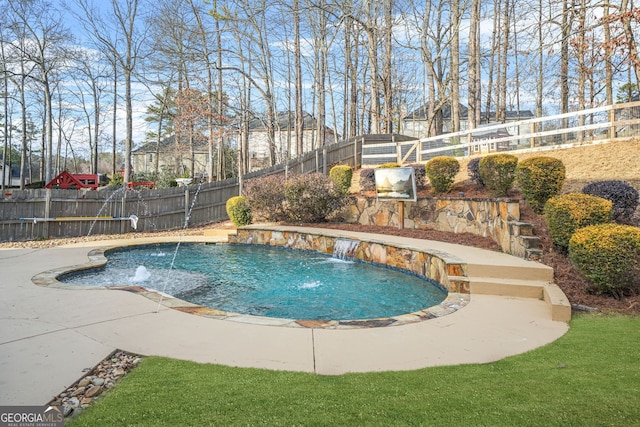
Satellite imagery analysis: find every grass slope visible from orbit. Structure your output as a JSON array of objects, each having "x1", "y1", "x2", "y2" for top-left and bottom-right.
[{"x1": 69, "y1": 314, "x2": 640, "y2": 427}]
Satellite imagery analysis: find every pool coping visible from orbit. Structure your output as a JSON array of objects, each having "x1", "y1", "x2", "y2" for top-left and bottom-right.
[
  {"x1": 32, "y1": 241, "x2": 471, "y2": 330},
  {"x1": 31, "y1": 224, "x2": 571, "y2": 327}
]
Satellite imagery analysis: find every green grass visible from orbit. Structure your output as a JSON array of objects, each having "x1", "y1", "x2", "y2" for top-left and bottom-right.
[{"x1": 69, "y1": 314, "x2": 640, "y2": 426}]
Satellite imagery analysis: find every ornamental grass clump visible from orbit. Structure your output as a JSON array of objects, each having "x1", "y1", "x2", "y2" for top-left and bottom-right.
[
  {"x1": 479, "y1": 154, "x2": 518, "y2": 197},
  {"x1": 582, "y1": 180, "x2": 639, "y2": 223},
  {"x1": 569, "y1": 224, "x2": 640, "y2": 298},
  {"x1": 225, "y1": 196, "x2": 253, "y2": 227},
  {"x1": 516, "y1": 156, "x2": 566, "y2": 214},
  {"x1": 544, "y1": 193, "x2": 612, "y2": 251},
  {"x1": 425, "y1": 156, "x2": 460, "y2": 194},
  {"x1": 329, "y1": 165, "x2": 353, "y2": 195}
]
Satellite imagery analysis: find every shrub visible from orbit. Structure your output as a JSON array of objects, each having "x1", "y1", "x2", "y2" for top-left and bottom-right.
[
  {"x1": 479, "y1": 154, "x2": 518, "y2": 197},
  {"x1": 377, "y1": 162, "x2": 400, "y2": 168},
  {"x1": 329, "y1": 165, "x2": 353, "y2": 195},
  {"x1": 243, "y1": 175, "x2": 288, "y2": 222},
  {"x1": 283, "y1": 173, "x2": 348, "y2": 223},
  {"x1": 569, "y1": 224, "x2": 640, "y2": 298},
  {"x1": 359, "y1": 168, "x2": 376, "y2": 191},
  {"x1": 109, "y1": 174, "x2": 124, "y2": 187},
  {"x1": 226, "y1": 196, "x2": 252, "y2": 227},
  {"x1": 467, "y1": 157, "x2": 483, "y2": 187},
  {"x1": 425, "y1": 156, "x2": 460, "y2": 194},
  {"x1": 409, "y1": 163, "x2": 427, "y2": 189},
  {"x1": 516, "y1": 157, "x2": 566, "y2": 214},
  {"x1": 582, "y1": 180, "x2": 639, "y2": 222},
  {"x1": 544, "y1": 193, "x2": 613, "y2": 251}
]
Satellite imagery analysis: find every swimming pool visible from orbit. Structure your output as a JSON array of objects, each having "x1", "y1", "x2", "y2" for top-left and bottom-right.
[{"x1": 59, "y1": 243, "x2": 447, "y2": 321}]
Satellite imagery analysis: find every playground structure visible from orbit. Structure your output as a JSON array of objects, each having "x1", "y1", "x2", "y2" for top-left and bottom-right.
[{"x1": 45, "y1": 171, "x2": 99, "y2": 190}]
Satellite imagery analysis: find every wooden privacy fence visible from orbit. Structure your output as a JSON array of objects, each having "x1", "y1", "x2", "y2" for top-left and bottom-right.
[
  {"x1": 0, "y1": 179, "x2": 239, "y2": 242},
  {"x1": 0, "y1": 135, "x2": 365, "y2": 242}
]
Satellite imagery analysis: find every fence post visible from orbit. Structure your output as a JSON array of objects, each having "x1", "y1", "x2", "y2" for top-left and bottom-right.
[
  {"x1": 353, "y1": 137, "x2": 358, "y2": 169},
  {"x1": 44, "y1": 189, "x2": 51, "y2": 239},
  {"x1": 322, "y1": 146, "x2": 327, "y2": 174},
  {"x1": 120, "y1": 192, "x2": 127, "y2": 234},
  {"x1": 184, "y1": 187, "x2": 190, "y2": 226}
]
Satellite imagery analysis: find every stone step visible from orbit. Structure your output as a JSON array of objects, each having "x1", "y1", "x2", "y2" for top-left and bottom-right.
[
  {"x1": 470, "y1": 277, "x2": 547, "y2": 299},
  {"x1": 466, "y1": 261, "x2": 553, "y2": 282},
  {"x1": 469, "y1": 277, "x2": 571, "y2": 322}
]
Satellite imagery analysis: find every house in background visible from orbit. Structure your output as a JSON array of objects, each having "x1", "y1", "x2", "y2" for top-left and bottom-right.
[
  {"x1": 246, "y1": 111, "x2": 338, "y2": 170},
  {"x1": 1, "y1": 163, "x2": 30, "y2": 187},
  {"x1": 401, "y1": 102, "x2": 534, "y2": 142},
  {"x1": 132, "y1": 134, "x2": 210, "y2": 178}
]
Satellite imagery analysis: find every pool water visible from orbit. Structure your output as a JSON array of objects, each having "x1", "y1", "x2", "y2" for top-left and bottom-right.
[{"x1": 60, "y1": 243, "x2": 447, "y2": 321}]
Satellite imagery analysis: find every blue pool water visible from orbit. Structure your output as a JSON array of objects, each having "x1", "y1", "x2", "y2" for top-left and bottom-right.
[{"x1": 59, "y1": 243, "x2": 447, "y2": 321}]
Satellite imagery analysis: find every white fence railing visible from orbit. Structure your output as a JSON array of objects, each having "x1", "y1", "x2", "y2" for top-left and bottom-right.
[{"x1": 362, "y1": 101, "x2": 640, "y2": 167}]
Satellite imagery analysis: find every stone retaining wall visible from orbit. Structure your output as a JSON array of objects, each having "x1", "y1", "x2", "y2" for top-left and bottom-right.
[{"x1": 342, "y1": 196, "x2": 542, "y2": 259}]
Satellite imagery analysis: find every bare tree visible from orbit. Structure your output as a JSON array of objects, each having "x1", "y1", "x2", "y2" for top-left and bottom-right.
[{"x1": 73, "y1": 0, "x2": 147, "y2": 184}]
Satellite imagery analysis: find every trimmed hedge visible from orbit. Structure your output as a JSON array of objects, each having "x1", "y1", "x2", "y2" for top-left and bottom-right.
[
  {"x1": 329, "y1": 165, "x2": 353, "y2": 195},
  {"x1": 479, "y1": 154, "x2": 518, "y2": 197},
  {"x1": 582, "y1": 180, "x2": 639, "y2": 222},
  {"x1": 225, "y1": 196, "x2": 252, "y2": 226},
  {"x1": 569, "y1": 224, "x2": 640, "y2": 297},
  {"x1": 516, "y1": 156, "x2": 566, "y2": 214},
  {"x1": 544, "y1": 193, "x2": 613, "y2": 251},
  {"x1": 425, "y1": 156, "x2": 460, "y2": 194}
]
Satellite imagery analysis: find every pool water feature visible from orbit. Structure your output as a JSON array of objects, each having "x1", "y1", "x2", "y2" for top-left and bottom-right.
[{"x1": 59, "y1": 243, "x2": 448, "y2": 321}]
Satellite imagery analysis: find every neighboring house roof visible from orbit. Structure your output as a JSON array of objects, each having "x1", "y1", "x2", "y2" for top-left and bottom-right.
[
  {"x1": 133, "y1": 134, "x2": 209, "y2": 154},
  {"x1": 403, "y1": 102, "x2": 469, "y2": 121},
  {"x1": 247, "y1": 111, "x2": 337, "y2": 135},
  {"x1": 403, "y1": 102, "x2": 534, "y2": 122},
  {"x1": 481, "y1": 110, "x2": 535, "y2": 121}
]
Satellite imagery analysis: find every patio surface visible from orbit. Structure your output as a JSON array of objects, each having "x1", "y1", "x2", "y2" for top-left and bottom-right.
[{"x1": 0, "y1": 231, "x2": 569, "y2": 405}]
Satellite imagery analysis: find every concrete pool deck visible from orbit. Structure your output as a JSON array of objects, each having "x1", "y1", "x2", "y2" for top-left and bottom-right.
[{"x1": 0, "y1": 231, "x2": 570, "y2": 406}]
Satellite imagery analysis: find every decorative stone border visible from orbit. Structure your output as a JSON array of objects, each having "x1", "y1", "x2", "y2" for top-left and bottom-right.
[
  {"x1": 344, "y1": 196, "x2": 543, "y2": 259},
  {"x1": 32, "y1": 231, "x2": 472, "y2": 329}
]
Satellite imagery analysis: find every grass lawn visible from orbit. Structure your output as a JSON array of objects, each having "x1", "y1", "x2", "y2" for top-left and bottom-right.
[{"x1": 68, "y1": 314, "x2": 639, "y2": 426}]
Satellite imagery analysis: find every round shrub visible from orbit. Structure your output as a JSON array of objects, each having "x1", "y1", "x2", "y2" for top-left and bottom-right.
[
  {"x1": 569, "y1": 224, "x2": 640, "y2": 297},
  {"x1": 467, "y1": 157, "x2": 483, "y2": 187},
  {"x1": 582, "y1": 180, "x2": 639, "y2": 222},
  {"x1": 329, "y1": 165, "x2": 353, "y2": 195},
  {"x1": 425, "y1": 156, "x2": 460, "y2": 194},
  {"x1": 544, "y1": 193, "x2": 613, "y2": 251},
  {"x1": 243, "y1": 175, "x2": 288, "y2": 221},
  {"x1": 283, "y1": 173, "x2": 348, "y2": 222},
  {"x1": 377, "y1": 162, "x2": 400, "y2": 168},
  {"x1": 359, "y1": 168, "x2": 376, "y2": 191},
  {"x1": 479, "y1": 154, "x2": 518, "y2": 197},
  {"x1": 226, "y1": 196, "x2": 252, "y2": 226},
  {"x1": 516, "y1": 156, "x2": 566, "y2": 214}
]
